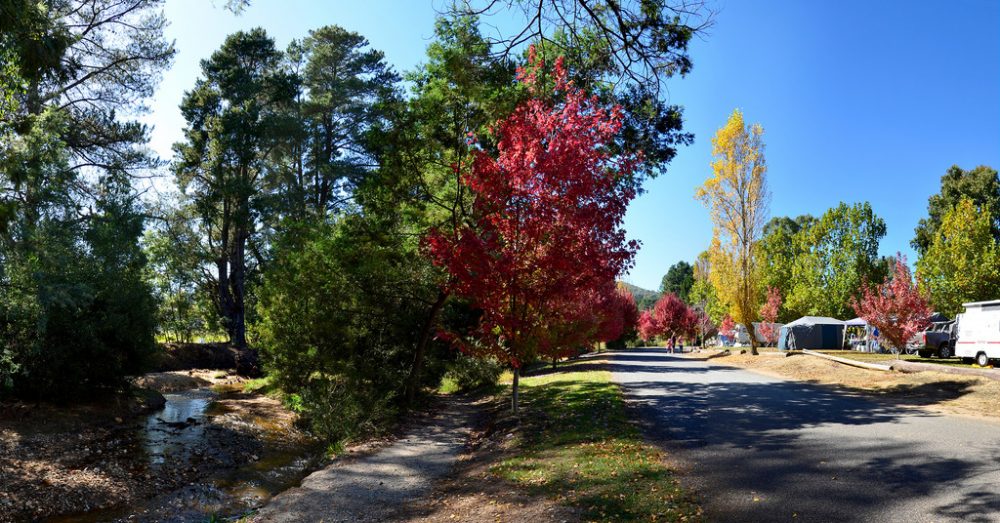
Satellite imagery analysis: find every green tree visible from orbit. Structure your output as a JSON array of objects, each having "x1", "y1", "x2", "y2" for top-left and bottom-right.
[
  {"x1": 173, "y1": 28, "x2": 296, "y2": 349},
  {"x1": 256, "y1": 17, "x2": 516, "y2": 417},
  {"x1": 1, "y1": 0, "x2": 170, "y2": 398},
  {"x1": 913, "y1": 165, "x2": 1000, "y2": 256},
  {"x1": 660, "y1": 261, "x2": 694, "y2": 302},
  {"x1": 786, "y1": 202, "x2": 886, "y2": 319},
  {"x1": 759, "y1": 215, "x2": 813, "y2": 321},
  {"x1": 372, "y1": 15, "x2": 521, "y2": 402},
  {"x1": 688, "y1": 251, "x2": 725, "y2": 324},
  {"x1": 916, "y1": 198, "x2": 1000, "y2": 316},
  {"x1": 144, "y1": 202, "x2": 220, "y2": 342},
  {"x1": 269, "y1": 26, "x2": 399, "y2": 226},
  {"x1": 255, "y1": 218, "x2": 436, "y2": 440}
]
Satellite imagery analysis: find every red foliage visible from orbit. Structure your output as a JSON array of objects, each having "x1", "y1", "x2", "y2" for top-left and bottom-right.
[
  {"x1": 850, "y1": 254, "x2": 931, "y2": 353},
  {"x1": 758, "y1": 287, "x2": 782, "y2": 345},
  {"x1": 425, "y1": 48, "x2": 640, "y2": 369},
  {"x1": 545, "y1": 283, "x2": 636, "y2": 357},
  {"x1": 719, "y1": 315, "x2": 735, "y2": 338},
  {"x1": 651, "y1": 293, "x2": 688, "y2": 338},
  {"x1": 638, "y1": 309, "x2": 658, "y2": 342},
  {"x1": 595, "y1": 286, "x2": 639, "y2": 343},
  {"x1": 681, "y1": 306, "x2": 701, "y2": 340}
]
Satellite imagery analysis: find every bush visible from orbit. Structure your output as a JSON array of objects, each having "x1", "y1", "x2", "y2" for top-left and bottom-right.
[
  {"x1": 0, "y1": 184, "x2": 157, "y2": 400},
  {"x1": 442, "y1": 353, "x2": 504, "y2": 392},
  {"x1": 299, "y1": 374, "x2": 399, "y2": 442},
  {"x1": 256, "y1": 219, "x2": 450, "y2": 441}
]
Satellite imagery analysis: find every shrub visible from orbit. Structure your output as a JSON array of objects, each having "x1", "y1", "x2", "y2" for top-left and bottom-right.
[{"x1": 442, "y1": 353, "x2": 504, "y2": 392}]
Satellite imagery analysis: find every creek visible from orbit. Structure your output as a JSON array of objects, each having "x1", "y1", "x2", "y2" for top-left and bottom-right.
[{"x1": 48, "y1": 386, "x2": 322, "y2": 522}]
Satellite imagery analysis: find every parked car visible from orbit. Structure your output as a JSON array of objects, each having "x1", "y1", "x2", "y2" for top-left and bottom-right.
[
  {"x1": 954, "y1": 300, "x2": 1000, "y2": 366},
  {"x1": 907, "y1": 321, "x2": 955, "y2": 358}
]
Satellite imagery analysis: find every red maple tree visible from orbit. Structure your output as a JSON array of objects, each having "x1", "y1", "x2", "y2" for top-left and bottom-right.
[
  {"x1": 652, "y1": 292, "x2": 689, "y2": 342},
  {"x1": 719, "y1": 314, "x2": 736, "y2": 340},
  {"x1": 638, "y1": 309, "x2": 658, "y2": 343},
  {"x1": 595, "y1": 285, "x2": 639, "y2": 345},
  {"x1": 758, "y1": 286, "x2": 782, "y2": 346},
  {"x1": 543, "y1": 283, "x2": 635, "y2": 362},
  {"x1": 681, "y1": 305, "x2": 701, "y2": 342},
  {"x1": 425, "y1": 48, "x2": 640, "y2": 412},
  {"x1": 851, "y1": 254, "x2": 931, "y2": 355}
]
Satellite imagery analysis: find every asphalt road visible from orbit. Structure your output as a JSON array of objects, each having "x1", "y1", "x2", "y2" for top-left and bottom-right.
[{"x1": 609, "y1": 348, "x2": 1000, "y2": 523}]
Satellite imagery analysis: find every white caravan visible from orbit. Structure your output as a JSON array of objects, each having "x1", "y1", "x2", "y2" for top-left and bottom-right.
[{"x1": 954, "y1": 300, "x2": 1000, "y2": 366}]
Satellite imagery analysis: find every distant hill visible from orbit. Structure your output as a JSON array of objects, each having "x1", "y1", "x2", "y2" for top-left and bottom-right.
[{"x1": 619, "y1": 281, "x2": 659, "y2": 311}]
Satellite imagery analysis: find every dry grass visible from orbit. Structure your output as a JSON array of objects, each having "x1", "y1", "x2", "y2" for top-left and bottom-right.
[
  {"x1": 705, "y1": 352, "x2": 1000, "y2": 419},
  {"x1": 815, "y1": 351, "x2": 980, "y2": 369}
]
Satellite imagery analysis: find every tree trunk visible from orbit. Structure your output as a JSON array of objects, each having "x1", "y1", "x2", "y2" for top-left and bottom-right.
[
  {"x1": 228, "y1": 242, "x2": 247, "y2": 349},
  {"x1": 745, "y1": 321, "x2": 759, "y2": 355},
  {"x1": 551, "y1": 356, "x2": 557, "y2": 370},
  {"x1": 511, "y1": 366, "x2": 520, "y2": 415},
  {"x1": 404, "y1": 290, "x2": 449, "y2": 405}
]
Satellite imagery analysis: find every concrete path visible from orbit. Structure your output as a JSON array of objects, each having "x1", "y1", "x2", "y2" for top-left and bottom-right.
[
  {"x1": 609, "y1": 348, "x2": 1000, "y2": 523},
  {"x1": 252, "y1": 395, "x2": 476, "y2": 523}
]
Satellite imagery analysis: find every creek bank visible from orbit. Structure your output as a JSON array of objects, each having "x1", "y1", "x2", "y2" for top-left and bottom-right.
[
  {"x1": 0, "y1": 369, "x2": 318, "y2": 522},
  {"x1": 153, "y1": 343, "x2": 261, "y2": 377}
]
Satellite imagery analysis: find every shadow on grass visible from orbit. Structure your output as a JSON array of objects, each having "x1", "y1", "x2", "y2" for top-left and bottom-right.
[
  {"x1": 521, "y1": 360, "x2": 611, "y2": 377},
  {"x1": 489, "y1": 376, "x2": 700, "y2": 521}
]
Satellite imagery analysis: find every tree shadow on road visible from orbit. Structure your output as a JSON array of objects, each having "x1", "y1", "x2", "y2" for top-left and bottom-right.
[{"x1": 608, "y1": 348, "x2": 1000, "y2": 522}]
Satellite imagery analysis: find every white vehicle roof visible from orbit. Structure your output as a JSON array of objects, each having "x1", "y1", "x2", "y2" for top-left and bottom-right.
[{"x1": 962, "y1": 300, "x2": 1000, "y2": 309}]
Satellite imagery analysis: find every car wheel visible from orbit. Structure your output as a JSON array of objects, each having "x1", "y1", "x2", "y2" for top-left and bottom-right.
[
  {"x1": 976, "y1": 352, "x2": 989, "y2": 367},
  {"x1": 937, "y1": 344, "x2": 952, "y2": 359}
]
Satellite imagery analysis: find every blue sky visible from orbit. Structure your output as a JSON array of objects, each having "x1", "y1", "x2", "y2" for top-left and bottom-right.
[{"x1": 144, "y1": 0, "x2": 1000, "y2": 292}]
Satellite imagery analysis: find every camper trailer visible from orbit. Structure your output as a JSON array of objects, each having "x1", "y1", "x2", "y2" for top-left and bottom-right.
[{"x1": 954, "y1": 300, "x2": 1000, "y2": 366}]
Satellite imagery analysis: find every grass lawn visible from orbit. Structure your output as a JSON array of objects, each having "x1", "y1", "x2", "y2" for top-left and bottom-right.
[{"x1": 490, "y1": 363, "x2": 701, "y2": 522}]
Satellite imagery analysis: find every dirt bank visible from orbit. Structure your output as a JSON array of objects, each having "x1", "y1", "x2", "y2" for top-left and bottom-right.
[
  {"x1": 0, "y1": 373, "x2": 314, "y2": 522},
  {"x1": 134, "y1": 368, "x2": 248, "y2": 393},
  {"x1": 153, "y1": 343, "x2": 260, "y2": 377}
]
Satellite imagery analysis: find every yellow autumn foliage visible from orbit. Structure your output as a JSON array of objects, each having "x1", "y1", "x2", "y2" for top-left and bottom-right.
[{"x1": 695, "y1": 109, "x2": 770, "y2": 346}]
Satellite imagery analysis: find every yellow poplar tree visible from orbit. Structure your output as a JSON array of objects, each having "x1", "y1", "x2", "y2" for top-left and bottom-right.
[
  {"x1": 696, "y1": 109, "x2": 770, "y2": 354},
  {"x1": 916, "y1": 197, "x2": 1000, "y2": 316}
]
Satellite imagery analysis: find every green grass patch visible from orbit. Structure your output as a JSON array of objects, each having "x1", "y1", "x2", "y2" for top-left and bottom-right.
[
  {"x1": 492, "y1": 368, "x2": 701, "y2": 522},
  {"x1": 438, "y1": 376, "x2": 461, "y2": 394},
  {"x1": 242, "y1": 375, "x2": 280, "y2": 395}
]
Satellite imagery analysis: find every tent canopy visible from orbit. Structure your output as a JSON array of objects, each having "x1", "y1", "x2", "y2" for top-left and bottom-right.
[
  {"x1": 785, "y1": 316, "x2": 845, "y2": 327},
  {"x1": 778, "y1": 316, "x2": 846, "y2": 350},
  {"x1": 844, "y1": 317, "x2": 867, "y2": 326}
]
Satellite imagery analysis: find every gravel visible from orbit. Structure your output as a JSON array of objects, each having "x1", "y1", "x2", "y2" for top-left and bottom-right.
[{"x1": 252, "y1": 395, "x2": 477, "y2": 523}]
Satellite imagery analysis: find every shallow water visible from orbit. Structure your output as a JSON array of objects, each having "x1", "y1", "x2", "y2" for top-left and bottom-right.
[
  {"x1": 144, "y1": 389, "x2": 214, "y2": 466},
  {"x1": 47, "y1": 387, "x2": 321, "y2": 522}
]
